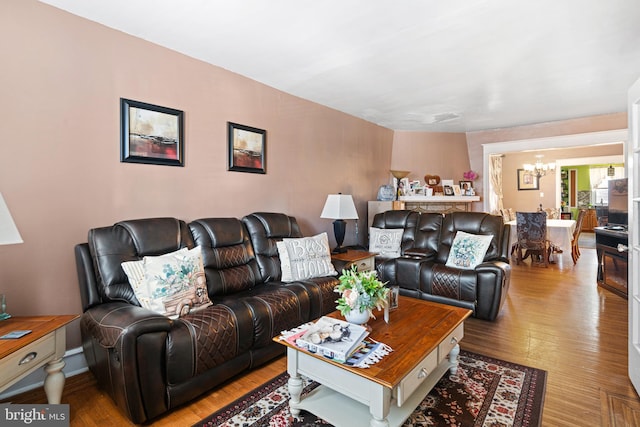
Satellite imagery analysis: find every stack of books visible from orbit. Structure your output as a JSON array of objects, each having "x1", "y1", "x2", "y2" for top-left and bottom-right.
[{"x1": 289, "y1": 316, "x2": 369, "y2": 363}]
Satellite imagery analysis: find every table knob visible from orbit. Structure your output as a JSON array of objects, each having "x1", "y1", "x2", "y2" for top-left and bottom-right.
[
  {"x1": 19, "y1": 352, "x2": 37, "y2": 365},
  {"x1": 418, "y1": 367, "x2": 429, "y2": 379}
]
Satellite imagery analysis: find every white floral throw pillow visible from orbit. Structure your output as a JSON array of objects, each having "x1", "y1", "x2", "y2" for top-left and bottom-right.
[
  {"x1": 122, "y1": 246, "x2": 212, "y2": 318},
  {"x1": 445, "y1": 231, "x2": 493, "y2": 270}
]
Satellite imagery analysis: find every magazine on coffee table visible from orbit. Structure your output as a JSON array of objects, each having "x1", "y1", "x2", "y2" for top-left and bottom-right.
[{"x1": 295, "y1": 316, "x2": 369, "y2": 363}]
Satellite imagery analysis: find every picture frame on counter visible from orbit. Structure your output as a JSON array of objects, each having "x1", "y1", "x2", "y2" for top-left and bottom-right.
[{"x1": 459, "y1": 180, "x2": 473, "y2": 191}]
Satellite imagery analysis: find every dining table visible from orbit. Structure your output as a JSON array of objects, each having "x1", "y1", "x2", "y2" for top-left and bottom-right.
[{"x1": 507, "y1": 219, "x2": 577, "y2": 253}]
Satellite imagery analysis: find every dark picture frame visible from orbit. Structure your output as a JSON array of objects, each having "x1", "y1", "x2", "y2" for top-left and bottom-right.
[
  {"x1": 388, "y1": 285, "x2": 399, "y2": 310},
  {"x1": 517, "y1": 169, "x2": 539, "y2": 190},
  {"x1": 228, "y1": 122, "x2": 266, "y2": 174},
  {"x1": 443, "y1": 185, "x2": 454, "y2": 196},
  {"x1": 120, "y1": 98, "x2": 184, "y2": 166},
  {"x1": 459, "y1": 180, "x2": 473, "y2": 191}
]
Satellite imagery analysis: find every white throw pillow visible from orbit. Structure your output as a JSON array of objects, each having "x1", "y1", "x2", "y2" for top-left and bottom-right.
[
  {"x1": 276, "y1": 232, "x2": 338, "y2": 282},
  {"x1": 121, "y1": 247, "x2": 188, "y2": 294},
  {"x1": 122, "y1": 246, "x2": 212, "y2": 318},
  {"x1": 445, "y1": 231, "x2": 494, "y2": 270},
  {"x1": 369, "y1": 227, "x2": 403, "y2": 257}
]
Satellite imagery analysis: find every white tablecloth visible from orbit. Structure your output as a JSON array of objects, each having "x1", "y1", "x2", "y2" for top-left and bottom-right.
[{"x1": 507, "y1": 219, "x2": 577, "y2": 252}]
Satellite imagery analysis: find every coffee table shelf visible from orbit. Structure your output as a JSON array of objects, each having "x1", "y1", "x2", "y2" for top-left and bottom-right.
[
  {"x1": 277, "y1": 297, "x2": 471, "y2": 427},
  {"x1": 289, "y1": 350, "x2": 453, "y2": 427}
]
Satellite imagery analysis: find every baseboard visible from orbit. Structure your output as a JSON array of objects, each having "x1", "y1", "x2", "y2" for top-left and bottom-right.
[{"x1": 0, "y1": 346, "x2": 88, "y2": 400}]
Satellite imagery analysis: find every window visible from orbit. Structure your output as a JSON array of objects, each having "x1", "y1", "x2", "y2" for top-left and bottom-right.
[{"x1": 591, "y1": 166, "x2": 624, "y2": 205}]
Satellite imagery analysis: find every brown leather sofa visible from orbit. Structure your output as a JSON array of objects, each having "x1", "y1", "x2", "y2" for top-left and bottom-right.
[
  {"x1": 375, "y1": 210, "x2": 511, "y2": 321},
  {"x1": 74, "y1": 213, "x2": 339, "y2": 423}
]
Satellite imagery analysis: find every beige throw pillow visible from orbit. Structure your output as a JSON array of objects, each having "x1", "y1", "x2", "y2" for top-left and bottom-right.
[
  {"x1": 277, "y1": 232, "x2": 338, "y2": 282},
  {"x1": 122, "y1": 246, "x2": 212, "y2": 318},
  {"x1": 369, "y1": 227, "x2": 403, "y2": 257}
]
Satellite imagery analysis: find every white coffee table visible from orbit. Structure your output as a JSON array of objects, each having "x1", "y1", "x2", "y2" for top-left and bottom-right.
[{"x1": 277, "y1": 297, "x2": 471, "y2": 427}]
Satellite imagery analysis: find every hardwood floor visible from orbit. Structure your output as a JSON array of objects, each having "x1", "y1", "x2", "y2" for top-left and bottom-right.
[{"x1": 4, "y1": 239, "x2": 639, "y2": 426}]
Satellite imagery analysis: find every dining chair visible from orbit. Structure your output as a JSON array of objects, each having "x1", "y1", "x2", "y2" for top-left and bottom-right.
[
  {"x1": 500, "y1": 209, "x2": 511, "y2": 223},
  {"x1": 571, "y1": 209, "x2": 588, "y2": 264},
  {"x1": 544, "y1": 208, "x2": 560, "y2": 219},
  {"x1": 513, "y1": 211, "x2": 551, "y2": 267}
]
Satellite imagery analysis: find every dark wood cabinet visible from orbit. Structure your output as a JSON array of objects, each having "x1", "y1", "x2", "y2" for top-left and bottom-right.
[
  {"x1": 581, "y1": 208, "x2": 597, "y2": 231},
  {"x1": 595, "y1": 227, "x2": 628, "y2": 298}
]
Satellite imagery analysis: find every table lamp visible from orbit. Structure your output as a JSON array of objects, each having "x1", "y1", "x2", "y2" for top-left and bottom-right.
[
  {"x1": 320, "y1": 194, "x2": 359, "y2": 253},
  {"x1": 0, "y1": 193, "x2": 23, "y2": 320}
]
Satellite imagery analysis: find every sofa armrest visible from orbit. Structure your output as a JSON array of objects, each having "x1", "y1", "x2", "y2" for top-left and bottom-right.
[
  {"x1": 474, "y1": 261, "x2": 511, "y2": 320},
  {"x1": 378, "y1": 255, "x2": 435, "y2": 290},
  {"x1": 80, "y1": 302, "x2": 173, "y2": 423},
  {"x1": 81, "y1": 302, "x2": 171, "y2": 349},
  {"x1": 403, "y1": 248, "x2": 437, "y2": 259}
]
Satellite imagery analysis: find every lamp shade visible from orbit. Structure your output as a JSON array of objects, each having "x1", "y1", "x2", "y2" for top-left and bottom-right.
[
  {"x1": 0, "y1": 193, "x2": 23, "y2": 245},
  {"x1": 320, "y1": 194, "x2": 359, "y2": 220}
]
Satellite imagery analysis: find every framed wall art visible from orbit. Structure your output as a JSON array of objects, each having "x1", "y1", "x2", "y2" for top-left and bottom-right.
[
  {"x1": 517, "y1": 169, "x2": 539, "y2": 190},
  {"x1": 120, "y1": 98, "x2": 184, "y2": 166},
  {"x1": 228, "y1": 122, "x2": 266, "y2": 174}
]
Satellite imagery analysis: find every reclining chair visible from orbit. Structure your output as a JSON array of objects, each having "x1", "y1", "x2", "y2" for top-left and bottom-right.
[{"x1": 378, "y1": 212, "x2": 511, "y2": 321}]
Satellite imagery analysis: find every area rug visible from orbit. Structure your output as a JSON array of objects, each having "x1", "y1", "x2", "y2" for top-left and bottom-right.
[{"x1": 195, "y1": 350, "x2": 546, "y2": 427}]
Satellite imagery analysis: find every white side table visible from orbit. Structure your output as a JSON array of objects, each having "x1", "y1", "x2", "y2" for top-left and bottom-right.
[{"x1": 0, "y1": 315, "x2": 78, "y2": 403}]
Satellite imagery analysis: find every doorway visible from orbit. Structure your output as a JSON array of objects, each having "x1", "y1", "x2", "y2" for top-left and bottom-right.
[{"x1": 482, "y1": 129, "x2": 627, "y2": 214}]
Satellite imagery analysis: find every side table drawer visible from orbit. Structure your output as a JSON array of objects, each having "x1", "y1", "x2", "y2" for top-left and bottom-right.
[
  {"x1": 354, "y1": 256, "x2": 374, "y2": 272},
  {"x1": 396, "y1": 349, "x2": 438, "y2": 406},
  {"x1": 438, "y1": 324, "x2": 464, "y2": 362},
  {"x1": 0, "y1": 333, "x2": 56, "y2": 387}
]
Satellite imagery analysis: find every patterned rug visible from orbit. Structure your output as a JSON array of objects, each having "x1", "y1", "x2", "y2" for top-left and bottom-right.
[{"x1": 195, "y1": 350, "x2": 546, "y2": 427}]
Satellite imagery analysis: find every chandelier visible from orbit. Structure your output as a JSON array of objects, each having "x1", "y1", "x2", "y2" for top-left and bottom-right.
[{"x1": 523, "y1": 155, "x2": 555, "y2": 178}]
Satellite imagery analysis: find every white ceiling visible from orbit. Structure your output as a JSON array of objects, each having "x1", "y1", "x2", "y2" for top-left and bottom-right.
[{"x1": 39, "y1": 0, "x2": 640, "y2": 132}]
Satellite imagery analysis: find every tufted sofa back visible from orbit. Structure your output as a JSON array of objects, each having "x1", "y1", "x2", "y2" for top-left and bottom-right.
[
  {"x1": 86, "y1": 218, "x2": 194, "y2": 307},
  {"x1": 242, "y1": 212, "x2": 303, "y2": 282},
  {"x1": 413, "y1": 213, "x2": 444, "y2": 254},
  {"x1": 189, "y1": 217, "x2": 262, "y2": 297}
]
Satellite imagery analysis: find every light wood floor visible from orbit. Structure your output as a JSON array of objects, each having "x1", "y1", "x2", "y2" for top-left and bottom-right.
[{"x1": 5, "y1": 233, "x2": 640, "y2": 426}]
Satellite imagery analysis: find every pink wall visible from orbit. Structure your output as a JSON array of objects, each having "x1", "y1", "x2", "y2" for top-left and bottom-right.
[
  {"x1": 390, "y1": 131, "x2": 470, "y2": 184},
  {"x1": 0, "y1": 1, "x2": 393, "y2": 347}
]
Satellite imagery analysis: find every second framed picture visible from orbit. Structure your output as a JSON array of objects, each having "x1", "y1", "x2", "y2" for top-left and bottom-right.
[
  {"x1": 228, "y1": 122, "x2": 266, "y2": 174},
  {"x1": 517, "y1": 169, "x2": 539, "y2": 190}
]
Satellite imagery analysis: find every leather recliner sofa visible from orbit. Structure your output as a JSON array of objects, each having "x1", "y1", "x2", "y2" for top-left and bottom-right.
[
  {"x1": 74, "y1": 213, "x2": 339, "y2": 424},
  {"x1": 375, "y1": 210, "x2": 511, "y2": 321}
]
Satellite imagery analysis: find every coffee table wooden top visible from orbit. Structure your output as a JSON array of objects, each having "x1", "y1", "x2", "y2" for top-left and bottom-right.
[{"x1": 277, "y1": 296, "x2": 472, "y2": 389}]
